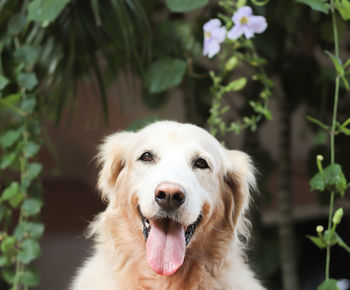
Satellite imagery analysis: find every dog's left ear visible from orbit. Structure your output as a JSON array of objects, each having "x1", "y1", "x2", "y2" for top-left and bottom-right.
[
  {"x1": 97, "y1": 131, "x2": 135, "y2": 201},
  {"x1": 223, "y1": 150, "x2": 256, "y2": 230}
]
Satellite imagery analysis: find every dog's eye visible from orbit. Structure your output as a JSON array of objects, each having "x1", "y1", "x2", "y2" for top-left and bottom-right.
[
  {"x1": 194, "y1": 158, "x2": 209, "y2": 169},
  {"x1": 139, "y1": 152, "x2": 154, "y2": 162}
]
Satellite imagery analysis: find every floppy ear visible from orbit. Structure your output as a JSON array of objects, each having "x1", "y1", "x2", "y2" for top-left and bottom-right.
[
  {"x1": 223, "y1": 150, "x2": 256, "y2": 233},
  {"x1": 97, "y1": 131, "x2": 135, "y2": 201}
]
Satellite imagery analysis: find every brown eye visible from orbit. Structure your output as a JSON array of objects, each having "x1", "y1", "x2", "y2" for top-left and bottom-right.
[
  {"x1": 139, "y1": 152, "x2": 154, "y2": 162},
  {"x1": 194, "y1": 158, "x2": 209, "y2": 169}
]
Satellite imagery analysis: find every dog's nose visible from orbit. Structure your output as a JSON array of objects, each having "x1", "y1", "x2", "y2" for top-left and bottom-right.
[{"x1": 155, "y1": 182, "x2": 186, "y2": 211}]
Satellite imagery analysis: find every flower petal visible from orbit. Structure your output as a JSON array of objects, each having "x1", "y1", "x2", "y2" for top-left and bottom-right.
[
  {"x1": 232, "y1": 6, "x2": 253, "y2": 24},
  {"x1": 204, "y1": 39, "x2": 220, "y2": 58},
  {"x1": 203, "y1": 18, "x2": 221, "y2": 31},
  {"x1": 242, "y1": 26, "x2": 254, "y2": 39},
  {"x1": 211, "y1": 26, "x2": 226, "y2": 43},
  {"x1": 247, "y1": 16, "x2": 267, "y2": 33},
  {"x1": 227, "y1": 24, "x2": 243, "y2": 40}
]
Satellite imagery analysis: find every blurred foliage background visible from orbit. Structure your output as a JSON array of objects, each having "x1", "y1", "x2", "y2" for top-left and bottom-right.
[{"x1": 0, "y1": 0, "x2": 350, "y2": 289}]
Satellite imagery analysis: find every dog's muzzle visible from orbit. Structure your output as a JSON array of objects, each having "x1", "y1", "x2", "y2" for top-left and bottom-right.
[{"x1": 137, "y1": 206, "x2": 202, "y2": 246}]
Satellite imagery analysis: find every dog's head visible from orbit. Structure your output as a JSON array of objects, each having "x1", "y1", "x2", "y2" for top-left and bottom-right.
[{"x1": 97, "y1": 121, "x2": 255, "y2": 276}]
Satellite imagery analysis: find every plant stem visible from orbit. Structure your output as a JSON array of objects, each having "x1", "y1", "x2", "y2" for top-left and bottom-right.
[
  {"x1": 326, "y1": 191, "x2": 335, "y2": 280},
  {"x1": 325, "y1": 0, "x2": 340, "y2": 280},
  {"x1": 330, "y1": 76, "x2": 340, "y2": 165}
]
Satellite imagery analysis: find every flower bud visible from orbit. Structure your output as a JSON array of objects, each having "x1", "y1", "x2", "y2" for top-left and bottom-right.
[
  {"x1": 236, "y1": 0, "x2": 247, "y2": 8},
  {"x1": 316, "y1": 225, "x2": 324, "y2": 233},
  {"x1": 225, "y1": 56, "x2": 239, "y2": 71},
  {"x1": 317, "y1": 155, "x2": 324, "y2": 161},
  {"x1": 333, "y1": 208, "x2": 344, "y2": 225}
]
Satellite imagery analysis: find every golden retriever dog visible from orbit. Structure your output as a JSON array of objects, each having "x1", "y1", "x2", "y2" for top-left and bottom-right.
[{"x1": 71, "y1": 121, "x2": 265, "y2": 290}]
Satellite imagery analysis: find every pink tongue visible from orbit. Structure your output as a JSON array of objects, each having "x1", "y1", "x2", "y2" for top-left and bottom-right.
[{"x1": 146, "y1": 219, "x2": 185, "y2": 276}]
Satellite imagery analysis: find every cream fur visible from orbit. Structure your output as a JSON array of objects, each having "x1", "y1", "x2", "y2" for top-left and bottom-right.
[{"x1": 70, "y1": 121, "x2": 265, "y2": 290}]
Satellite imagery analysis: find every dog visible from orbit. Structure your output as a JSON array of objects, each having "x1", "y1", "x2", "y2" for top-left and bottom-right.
[{"x1": 71, "y1": 121, "x2": 265, "y2": 290}]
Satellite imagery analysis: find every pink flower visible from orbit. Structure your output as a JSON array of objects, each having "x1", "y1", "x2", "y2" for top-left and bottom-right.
[
  {"x1": 227, "y1": 6, "x2": 267, "y2": 40},
  {"x1": 203, "y1": 19, "x2": 226, "y2": 58}
]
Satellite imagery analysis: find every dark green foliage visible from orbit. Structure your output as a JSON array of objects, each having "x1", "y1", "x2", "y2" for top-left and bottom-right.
[
  {"x1": 296, "y1": 0, "x2": 330, "y2": 14},
  {"x1": 145, "y1": 58, "x2": 187, "y2": 93},
  {"x1": 0, "y1": 1, "x2": 152, "y2": 289},
  {"x1": 165, "y1": 0, "x2": 208, "y2": 12}
]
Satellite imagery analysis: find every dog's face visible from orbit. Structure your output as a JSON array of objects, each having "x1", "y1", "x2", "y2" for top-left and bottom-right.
[{"x1": 97, "y1": 121, "x2": 255, "y2": 277}]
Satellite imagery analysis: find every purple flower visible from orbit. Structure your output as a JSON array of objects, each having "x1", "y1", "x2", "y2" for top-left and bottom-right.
[
  {"x1": 227, "y1": 6, "x2": 267, "y2": 40},
  {"x1": 203, "y1": 19, "x2": 226, "y2": 58}
]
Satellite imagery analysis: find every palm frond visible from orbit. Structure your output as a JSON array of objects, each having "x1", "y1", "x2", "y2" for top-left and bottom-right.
[{"x1": 24, "y1": 0, "x2": 152, "y2": 124}]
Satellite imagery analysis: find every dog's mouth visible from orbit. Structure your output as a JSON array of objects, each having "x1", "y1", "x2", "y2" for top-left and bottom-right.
[{"x1": 137, "y1": 206, "x2": 202, "y2": 276}]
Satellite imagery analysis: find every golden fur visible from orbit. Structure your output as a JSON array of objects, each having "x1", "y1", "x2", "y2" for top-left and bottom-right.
[{"x1": 71, "y1": 121, "x2": 265, "y2": 290}]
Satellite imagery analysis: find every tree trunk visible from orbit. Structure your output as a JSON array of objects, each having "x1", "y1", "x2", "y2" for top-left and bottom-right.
[{"x1": 277, "y1": 94, "x2": 299, "y2": 290}]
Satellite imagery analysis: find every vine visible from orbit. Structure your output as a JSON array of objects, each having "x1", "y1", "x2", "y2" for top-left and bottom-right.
[
  {"x1": 0, "y1": 1, "x2": 70, "y2": 288},
  {"x1": 301, "y1": 0, "x2": 350, "y2": 288},
  {"x1": 206, "y1": 0, "x2": 273, "y2": 137}
]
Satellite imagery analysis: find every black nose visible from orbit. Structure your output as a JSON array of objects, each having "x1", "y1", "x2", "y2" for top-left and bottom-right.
[{"x1": 155, "y1": 182, "x2": 186, "y2": 211}]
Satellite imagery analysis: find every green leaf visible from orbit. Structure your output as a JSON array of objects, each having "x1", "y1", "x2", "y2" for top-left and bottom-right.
[
  {"x1": 335, "y1": 0, "x2": 350, "y2": 20},
  {"x1": 224, "y1": 77, "x2": 247, "y2": 92},
  {"x1": 1, "y1": 269, "x2": 15, "y2": 284},
  {"x1": 21, "y1": 198, "x2": 43, "y2": 216},
  {"x1": 325, "y1": 50, "x2": 344, "y2": 76},
  {"x1": 21, "y1": 98, "x2": 37, "y2": 113},
  {"x1": 145, "y1": 58, "x2": 187, "y2": 94},
  {"x1": 310, "y1": 172, "x2": 325, "y2": 191},
  {"x1": 27, "y1": 163, "x2": 43, "y2": 181},
  {"x1": 335, "y1": 232, "x2": 350, "y2": 253},
  {"x1": 18, "y1": 72, "x2": 38, "y2": 90},
  {"x1": 0, "y1": 256, "x2": 9, "y2": 267},
  {"x1": 2, "y1": 182, "x2": 20, "y2": 201},
  {"x1": 19, "y1": 269, "x2": 40, "y2": 287},
  {"x1": 317, "y1": 279, "x2": 339, "y2": 290},
  {"x1": 296, "y1": 0, "x2": 330, "y2": 14},
  {"x1": 306, "y1": 235, "x2": 326, "y2": 249},
  {"x1": 9, "y1": 192, "x2": 25, "y2": 208},
  {"x1": 0, "y1": 93, "x2": 21, "y2": 111},
  {"x1": 324, "y1": 229, "x2": 337, "y2": 246},
  {"x1": 0, "y1": 129, "x2": 22, "y2": 148},
  {"x1": 14, "y1": 45, "x2": 40, "y2": 64},
  {"x1": 7, "y1": 14, "x2": 27, "y2": 36},
  {"x1": 0, "y1": 236, "x2": 16, "y2": 253},
  {"x1": 0, "y1": 152, "x2": 18, "y2": 169},
  {"x1": 344, "y1": 58, "x2": 350, "y2": 69},
  {"x1": 0, "y1": 74, "x2": 9, "y2": 90},
  {"x1": 310, "y1": 164, "x2": 347, "y2": 195},
  {"x1": 260, "y1": 88, "x2": 272, "y2": 99},
  {"x1": 337, "y1": 117, "x2": 350, "y2": 135},
  {"x1": 324, "y1": 163, "x2": 347, "y2": 196},
  {"x1": 28, "y1": 0, "x2": 71, "y2": 24},
  {"x1": 23, "y1": 141, "x2": 40, "y2": 158},
  {"x1": 165, "y1": 0, "x2": 208, "y2": 12},
  {"x1": 18, "y1": 239, "x2": 41, "y2": 264},
  {"x1": 14, "y1": 221, "x2": 45, "y2": 240}
]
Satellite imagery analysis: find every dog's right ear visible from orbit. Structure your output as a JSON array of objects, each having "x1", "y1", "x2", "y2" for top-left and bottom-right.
[{"x1": 97, "y1": 131, "x2": 135, "y2": 201}]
